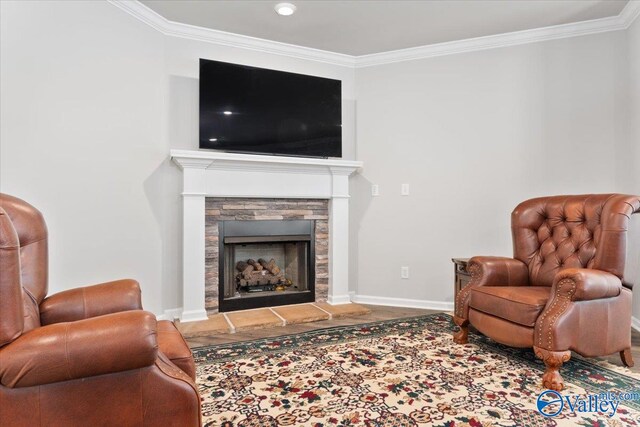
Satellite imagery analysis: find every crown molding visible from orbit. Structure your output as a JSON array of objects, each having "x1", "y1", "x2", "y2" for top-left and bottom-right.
[
  {"x1": 109, "y1": 0, "x2": 639, "y2": 69},
  {"x1": 620, "y1": 0, "x2": 640, "y2": 28},
  {"x1": 107, "y1": 0, "x2": 356, "y2": 67},
  {"x1": 355, "y1": 1, "x2": 640, "y2": 68}
]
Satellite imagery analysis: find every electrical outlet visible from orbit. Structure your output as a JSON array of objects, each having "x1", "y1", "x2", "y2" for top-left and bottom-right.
[
  {"x1": 371, "y1": 184, "x2": 380, "y2": 196},
  {"x1": 401, "y1": 183, "x2": 410, "y2": 196},
  {"x1": 401, "y1": 266, "x2": 409, "y2": 279}
]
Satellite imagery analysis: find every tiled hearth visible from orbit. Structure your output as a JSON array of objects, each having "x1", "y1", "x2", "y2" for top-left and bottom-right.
[
  {"x1": 205, "y1": 198, "x2": 330, "y2": 313},
  {"x1": 177, "y1": 302, "x2": 371, "y2": 337},
  {"x1": 171, "y1": 150, "x2": 362, "y2": 322}
]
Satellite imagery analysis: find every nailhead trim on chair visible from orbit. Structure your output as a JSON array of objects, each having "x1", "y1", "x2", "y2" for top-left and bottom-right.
[
  {"x1": 456, "y1": 263, "x2": 481, "y2": 318},
  {"x1": 535, "y1": 278, "x2": 575, "y2": 348}
]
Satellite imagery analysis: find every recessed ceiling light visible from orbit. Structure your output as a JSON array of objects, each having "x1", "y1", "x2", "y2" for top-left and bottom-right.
[
  {"x1": 275, "y1": 2, "x2": 296, "y2": 16},
  {"x1": 223, "y1": 111, "x2": 233, "y2": 115}
]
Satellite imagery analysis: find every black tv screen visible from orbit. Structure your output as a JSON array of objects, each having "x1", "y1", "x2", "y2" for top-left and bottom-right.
[{"x1": 199, "y1": 59, "x2": 342, "y2": 158}]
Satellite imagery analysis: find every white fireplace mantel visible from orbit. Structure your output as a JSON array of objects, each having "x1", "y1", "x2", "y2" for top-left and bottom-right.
[{"x1": 171, "y1": 149, "x2": 363, "y2": 322}]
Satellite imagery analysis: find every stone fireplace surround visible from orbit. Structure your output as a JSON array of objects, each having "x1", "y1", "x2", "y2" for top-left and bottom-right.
[
  {"x1": 171, "y1": 150, "x2": 363, "y2": 322},
  {"x1": 205, "y1": 198, "x2": 329, "y2": 313}
]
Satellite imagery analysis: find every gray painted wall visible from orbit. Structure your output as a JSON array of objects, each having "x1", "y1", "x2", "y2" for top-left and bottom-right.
[
  {"x1": 626, "y1": 17, "x2": 640, "y2": 318},
  {"x1": 353, "y1": 31, "x2": 632, "y2": 306}
]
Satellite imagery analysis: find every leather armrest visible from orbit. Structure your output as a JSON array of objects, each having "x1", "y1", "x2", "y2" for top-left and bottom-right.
[
  {"x1": 552, "y1": 268, "x2": 621, "y2": 301},
  {"x1": 455, "y1": 256, "x2": 529, "y2": 319},
  {"x1": 39, "y1": 279, "x2": 142, "y2": 325},
  {"x1": 0, "y1": 310, "x2": 158, "y2": 388},
  {"x1": 466, "y1": 256, "x2": 529, "y2": 287}
]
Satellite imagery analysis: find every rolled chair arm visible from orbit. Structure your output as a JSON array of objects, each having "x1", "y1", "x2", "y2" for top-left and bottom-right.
[
  {"x1": 551, "y1": 268, "x2": 621, "y2": 301},
  {"x1": 39, "y1": 279, "x2": 142, "y2": 325},
  {"x1": 534, "y1": 268, "x2": 626, "y2": 353},
  {"x1": 455, "y1": 256, "x2": 529, "y2": 319},
  {"x1": 466, "y1": 256, "x2": 530, "y2": 287},
  {"x1": 0, "y1": 310, "x2": 158, "y2": 388}
]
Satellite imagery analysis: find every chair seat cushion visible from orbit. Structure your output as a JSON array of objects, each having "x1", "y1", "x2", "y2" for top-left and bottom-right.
[
  {"x1": 157, "y1": 320, "x2": 196, "y2": 380},
  {"x1": 469, "y1": 286, "x2": 551, "y2": 327}
]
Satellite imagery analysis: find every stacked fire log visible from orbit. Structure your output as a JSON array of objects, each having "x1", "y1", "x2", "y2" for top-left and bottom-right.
[{"x1": 235, "y1": 258, "x2": 290, "y2": 292}]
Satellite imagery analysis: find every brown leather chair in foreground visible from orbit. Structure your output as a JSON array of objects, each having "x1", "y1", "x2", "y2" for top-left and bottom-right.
[
  {"x1": 453, "y1": 194, "x2": 640, "y2": 391},
  {"x1": 0, "y1": 194, "x2": 201, "y2": 426}
]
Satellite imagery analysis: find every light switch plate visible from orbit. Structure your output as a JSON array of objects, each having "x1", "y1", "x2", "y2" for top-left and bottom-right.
[
  {"x1": 401, "y1": 266, "x2": 409, "y2": 279},
  {"x1": 371, "y1": 184, "x2": 380, "y2": 196},
  {"x1": 401, "y1": 183, "x2": 410, "y2": 196}
]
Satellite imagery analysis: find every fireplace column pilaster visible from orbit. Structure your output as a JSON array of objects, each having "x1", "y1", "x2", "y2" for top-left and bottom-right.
[
  {"x1": 179, "y1": 160, "x2": 213, "y2": 322},
  {"x1": 328, "y1": 167, "x2": 353, "y2": 305}
]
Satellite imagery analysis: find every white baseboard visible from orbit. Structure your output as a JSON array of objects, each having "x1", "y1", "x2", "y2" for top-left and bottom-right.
[
  {"x1": 327, "y1": 294, "x2": 353, "y2": 305},
  {"x1": 156, "y1": 307, "x2": 183, "y2": 321},
  {"x1": 179, "y1": 309, "x2": 209, "y2": 323},
  {"x1": 632, "y1": 316, "x2": 640, "y2": 332},
  {"x1": 351, "y1": 294, "x2": 454, "y2": 311}
]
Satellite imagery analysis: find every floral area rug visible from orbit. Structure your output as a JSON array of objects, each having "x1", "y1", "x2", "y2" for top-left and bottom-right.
[{"x1": 193, "y1": 313, "x2": 640, "y2": 426}]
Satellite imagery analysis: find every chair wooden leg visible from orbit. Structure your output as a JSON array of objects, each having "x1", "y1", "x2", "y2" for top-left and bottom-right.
[
  {"x1": 534, "y1": 346, "x2": 571, "y2": 391},
  {"x1": 620, "y1": 348, "x2": 635, "y2": 367},
  {"x1": 452, "y1": 315, "x2": 469, "y2": 344}
]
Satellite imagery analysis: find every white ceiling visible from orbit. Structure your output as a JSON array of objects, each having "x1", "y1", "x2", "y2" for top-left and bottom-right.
[{"x1": 140, "y1": 0, "x2": 629, "y2": 56}]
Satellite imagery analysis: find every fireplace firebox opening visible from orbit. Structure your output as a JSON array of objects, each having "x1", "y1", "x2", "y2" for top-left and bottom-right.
[{"x1": 219, "y1": 220, "x2": 315, "y2": 312}]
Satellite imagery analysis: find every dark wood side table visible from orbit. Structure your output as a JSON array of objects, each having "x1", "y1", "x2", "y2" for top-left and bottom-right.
[{"x1": 452, "y1": 258, "x2": 471, "y2": 308}]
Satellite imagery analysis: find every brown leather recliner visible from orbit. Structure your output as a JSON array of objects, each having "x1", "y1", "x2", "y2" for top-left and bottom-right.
[
  {"x1": 453, "y1": 194, "x2": 640, "y2": 391},
  {"x1": 0, "y1": 194, "x2": 201, "y2": 426}
]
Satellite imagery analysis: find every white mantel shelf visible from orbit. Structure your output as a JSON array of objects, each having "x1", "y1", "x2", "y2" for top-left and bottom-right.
[
  {"x1": 171, "y1": 149, "x2": 363, "y2": 322},
  {"x1": 171, "y1": 149, "x2": 362, "y2": 174}
]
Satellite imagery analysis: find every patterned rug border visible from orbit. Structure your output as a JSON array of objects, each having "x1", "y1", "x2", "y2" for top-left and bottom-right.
[{"x1": 193, "y1": 313, "x2": 640, "y2": 411}]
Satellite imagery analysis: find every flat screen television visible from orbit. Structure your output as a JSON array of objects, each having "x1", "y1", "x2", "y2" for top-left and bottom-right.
[{"x1": 199, "y1": 59, "x2": 342, "y2": 158}]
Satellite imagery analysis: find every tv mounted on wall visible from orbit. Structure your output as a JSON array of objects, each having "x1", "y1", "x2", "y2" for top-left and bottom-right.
[{"x1": 199, "y1": 59, "x2": 342, "y2": 158}]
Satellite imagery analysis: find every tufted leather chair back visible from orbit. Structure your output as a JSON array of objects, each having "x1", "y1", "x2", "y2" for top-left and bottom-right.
[
  {"x1": 512, "y1": 194, "x2": 640, "y2": 288},
  {"x1": 0, "y1": 194, "x2": 48, "y2": 346}
]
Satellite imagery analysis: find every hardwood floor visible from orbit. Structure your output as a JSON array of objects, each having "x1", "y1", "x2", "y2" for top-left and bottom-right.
[{"x1": 186, "y1": 305, "x2": 640, "y2": 374}]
